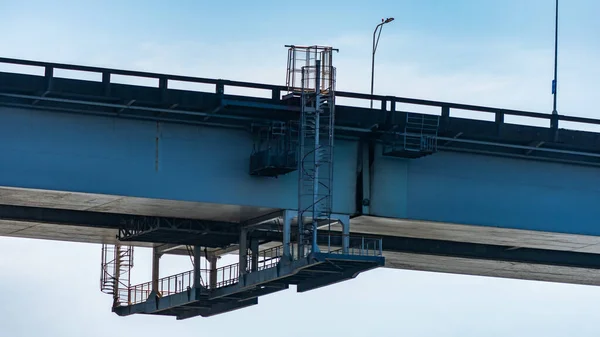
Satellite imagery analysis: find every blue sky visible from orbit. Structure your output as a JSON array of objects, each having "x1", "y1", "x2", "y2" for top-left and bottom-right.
[
  {"x1": 1, "y1": 1, "x2": 600, "y2": 336},
  {"x1": 1, "y1": 0, "x2": 598, "y2": 122}
]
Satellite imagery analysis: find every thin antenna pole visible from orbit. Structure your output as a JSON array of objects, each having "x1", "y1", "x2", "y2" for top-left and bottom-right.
[{"x1": 552, "y1": 0, "x2": 559, "y2": 116}]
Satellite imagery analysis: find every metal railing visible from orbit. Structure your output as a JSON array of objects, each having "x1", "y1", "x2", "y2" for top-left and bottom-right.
[
  {"x1": 324, "y1": 235, "x2": 383, "y2": 257},
  {"x1": 281, "y1": 234, "x2": 384, "y2": 258},
  {"x1": 214, "y1": 263, "x2": 239, "y2": 288},
  {"x1": 125, "y1": 245, "x2": 287, "y2": 305},
  {"x1": 114, "y1": 236, "x2": 383, "y2": 306},
  {"x1": 255, "y1": 245, "x2": 283, "y2": 271},
  {"x1": 128, "y1": 269, "x2": 194, "y2": 305},
  {"x1": 0, "y1": 56, "x2": 598, "y2": 131}
]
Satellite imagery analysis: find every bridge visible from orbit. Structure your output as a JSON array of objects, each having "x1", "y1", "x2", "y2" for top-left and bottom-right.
[{"x1": 1, "y1": 45, "x2": 600, "y2": 320}]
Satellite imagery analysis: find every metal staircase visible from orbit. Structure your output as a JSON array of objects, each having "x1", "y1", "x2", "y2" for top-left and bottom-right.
[
  {"x1": 100, "y1": 243, "x2": 134, "y2": 307},
  {"x1": 296, "y1": 47, "x2": 336, "y2": 256}
]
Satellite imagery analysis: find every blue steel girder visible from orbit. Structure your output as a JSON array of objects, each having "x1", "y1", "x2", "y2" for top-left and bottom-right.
[
  {"x1": 2, "y1": 95, "x2": 600, "y2": 237},
  {"x1": 1, "y1": 57, "x2": 600, "y2": 168}
]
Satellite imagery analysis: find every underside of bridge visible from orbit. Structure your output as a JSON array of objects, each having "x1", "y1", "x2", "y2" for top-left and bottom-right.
[
  {"x1": 4, "y1": 186, "x2": 600, "y2": 290},
  {"x1": 0, "y1": 189, "x2": 386, "y2": 319}
]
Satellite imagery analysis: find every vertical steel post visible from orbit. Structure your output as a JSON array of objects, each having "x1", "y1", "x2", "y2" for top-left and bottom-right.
[
  {"x1": 151, "y1": 247, "x2": 160, "y2": 293},
  {"x1": 552, "y1": 0, "x2": 559, "y2": 117},
  {"x1": 361, "y1": 237, "x2": 365, "y2": 255},
  {"x1": 340, "y1": 215, "x2": 350, "y2": 254},
  {"x1": 113, "y1": 244, "x2": 121, "y2": 301},
  {"x1": 193, "y1": 246, "x2": 201, "y2": 288},
  {"x1": 298, "y1": 63, "x2": 306, "y2": 260},
  {"x1": 550, "y1": 0, "x2": 560, "y2": 136},
  {"x1": 312, "y1": 59, "x2": 321, "y2": 254},
  {"x1": 283, "y1": 210, "x2": 292, "y2": 259},
  {"x1": 239, "y1": 228, "x2": 247, "y2": 275},
  {"x1": 251, "y1": 238, "x2": 259, "y2": 272},
  {"x1": 209, "y1": 255, "x2": 217, "y2": 289},
  {"x1": 361, "y1": 142, "x2": 371, "y2": 215}
]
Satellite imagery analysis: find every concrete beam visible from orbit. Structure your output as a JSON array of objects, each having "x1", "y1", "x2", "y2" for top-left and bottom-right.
[
  {"x1": 242, "y1": 210, "x2": 282, "y2": 229},
  {"x1": 155, "y1": 244, "x2": 185, "y2": 255}
]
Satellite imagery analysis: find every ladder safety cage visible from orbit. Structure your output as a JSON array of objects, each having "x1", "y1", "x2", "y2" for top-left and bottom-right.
[
  {"x1": 249, "y1": 120, "x2": 299, "y2": 177},
  {"x1": 383, "y1": 112, "x2": 440, "y2": 159},
  {"x1": 285, "y1": 45, "x2": 338, "y2": 97}
]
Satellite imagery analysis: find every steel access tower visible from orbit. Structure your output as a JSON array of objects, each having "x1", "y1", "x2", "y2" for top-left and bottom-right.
[
  {"x1": 96, "y1": 45, "x2": 384, "y2": 320},
  {"x1": 287, "y1": 45, "x2": 337, "y2": 256}
]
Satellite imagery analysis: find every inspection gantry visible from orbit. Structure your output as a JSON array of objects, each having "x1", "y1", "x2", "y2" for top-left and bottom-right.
[
  {"x1": 98, "y1": 45, "x2": 385, "y2": 319},
  {"x1": 101, "y1": 211, "x2": 383, "y2": 319}
]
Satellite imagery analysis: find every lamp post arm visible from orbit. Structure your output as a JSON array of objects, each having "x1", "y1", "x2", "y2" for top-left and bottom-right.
[
  {"x1": 370, "y1": 18, "x2": 394, "y2": 109},
  {"x1": 370, "y1": 22, "x2": 385, "y2": 109},
  {"x1": 373, "y1": 22, "x2": 384, "y2": 55}
]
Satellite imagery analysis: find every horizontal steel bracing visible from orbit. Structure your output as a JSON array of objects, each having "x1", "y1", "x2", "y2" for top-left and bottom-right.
[{"x1": 0, "y1": 204, "x2": 240, "y2": 248}]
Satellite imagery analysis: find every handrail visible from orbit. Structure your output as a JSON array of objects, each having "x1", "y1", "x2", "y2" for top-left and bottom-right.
[
  {"x1": 1, "y1": 56, "x2": 597, "y2": 128},
  {"x1": 214, "y1": 263, "x2": 239, "y2": 288},
  {"x1": 128, "y1": 269, "x2": 195, "y2": 305},
  {"x1": 0, "y1": 56, "x2": 285, "y2": 91},
  {"x1": 117, "y1": 237, "x2": 384, "y2": 306},
  {"x1": 255, "y1": 245, "x2": 283, "y2": 271},
  {"x1": 325, "y1": 235, "x2": 384, "y2": 257},
  {"x1": 126, "y1": 245, "x2": 287, "y2": 304}
]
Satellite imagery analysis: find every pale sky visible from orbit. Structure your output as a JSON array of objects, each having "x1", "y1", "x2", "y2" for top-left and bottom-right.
[{"x1": 1, "y1": 1, "x2": 600, "y2": 336}]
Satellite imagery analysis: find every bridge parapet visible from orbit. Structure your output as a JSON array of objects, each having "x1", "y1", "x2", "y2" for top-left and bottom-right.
[
  {"x1": 1, "y1": 56, "x2": 598, "y2": 130},
  {"x1": 2, "y1": 56, "x2": 600, "y2": 169}
]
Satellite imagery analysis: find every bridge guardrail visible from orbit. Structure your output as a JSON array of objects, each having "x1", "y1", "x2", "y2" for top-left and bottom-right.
[
  {"x1": 324, "y1": 235, "x2": 383, "y2": 257},
  {"x1": 128, "y1": 269, "x2": 196, "y2": 305},
  {"x1": 0, "y1": 57, "x2": 597, "y2": 130},
  {"x1": 125, "y1": 245, "x2": 286, "y2": 305},
  {"x1": 112, "y1": 236, "x2": 382, "y2": 306}
]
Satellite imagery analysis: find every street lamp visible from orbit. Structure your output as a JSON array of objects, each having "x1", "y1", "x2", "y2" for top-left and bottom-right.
[{"x1": 371, "y1": 17, "x2": 395, "y2": 109}]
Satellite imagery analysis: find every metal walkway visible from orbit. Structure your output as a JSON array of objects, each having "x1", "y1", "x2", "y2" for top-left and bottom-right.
[{"x1": 113, "y1": 238, "x2": 383, "y2": 319}]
